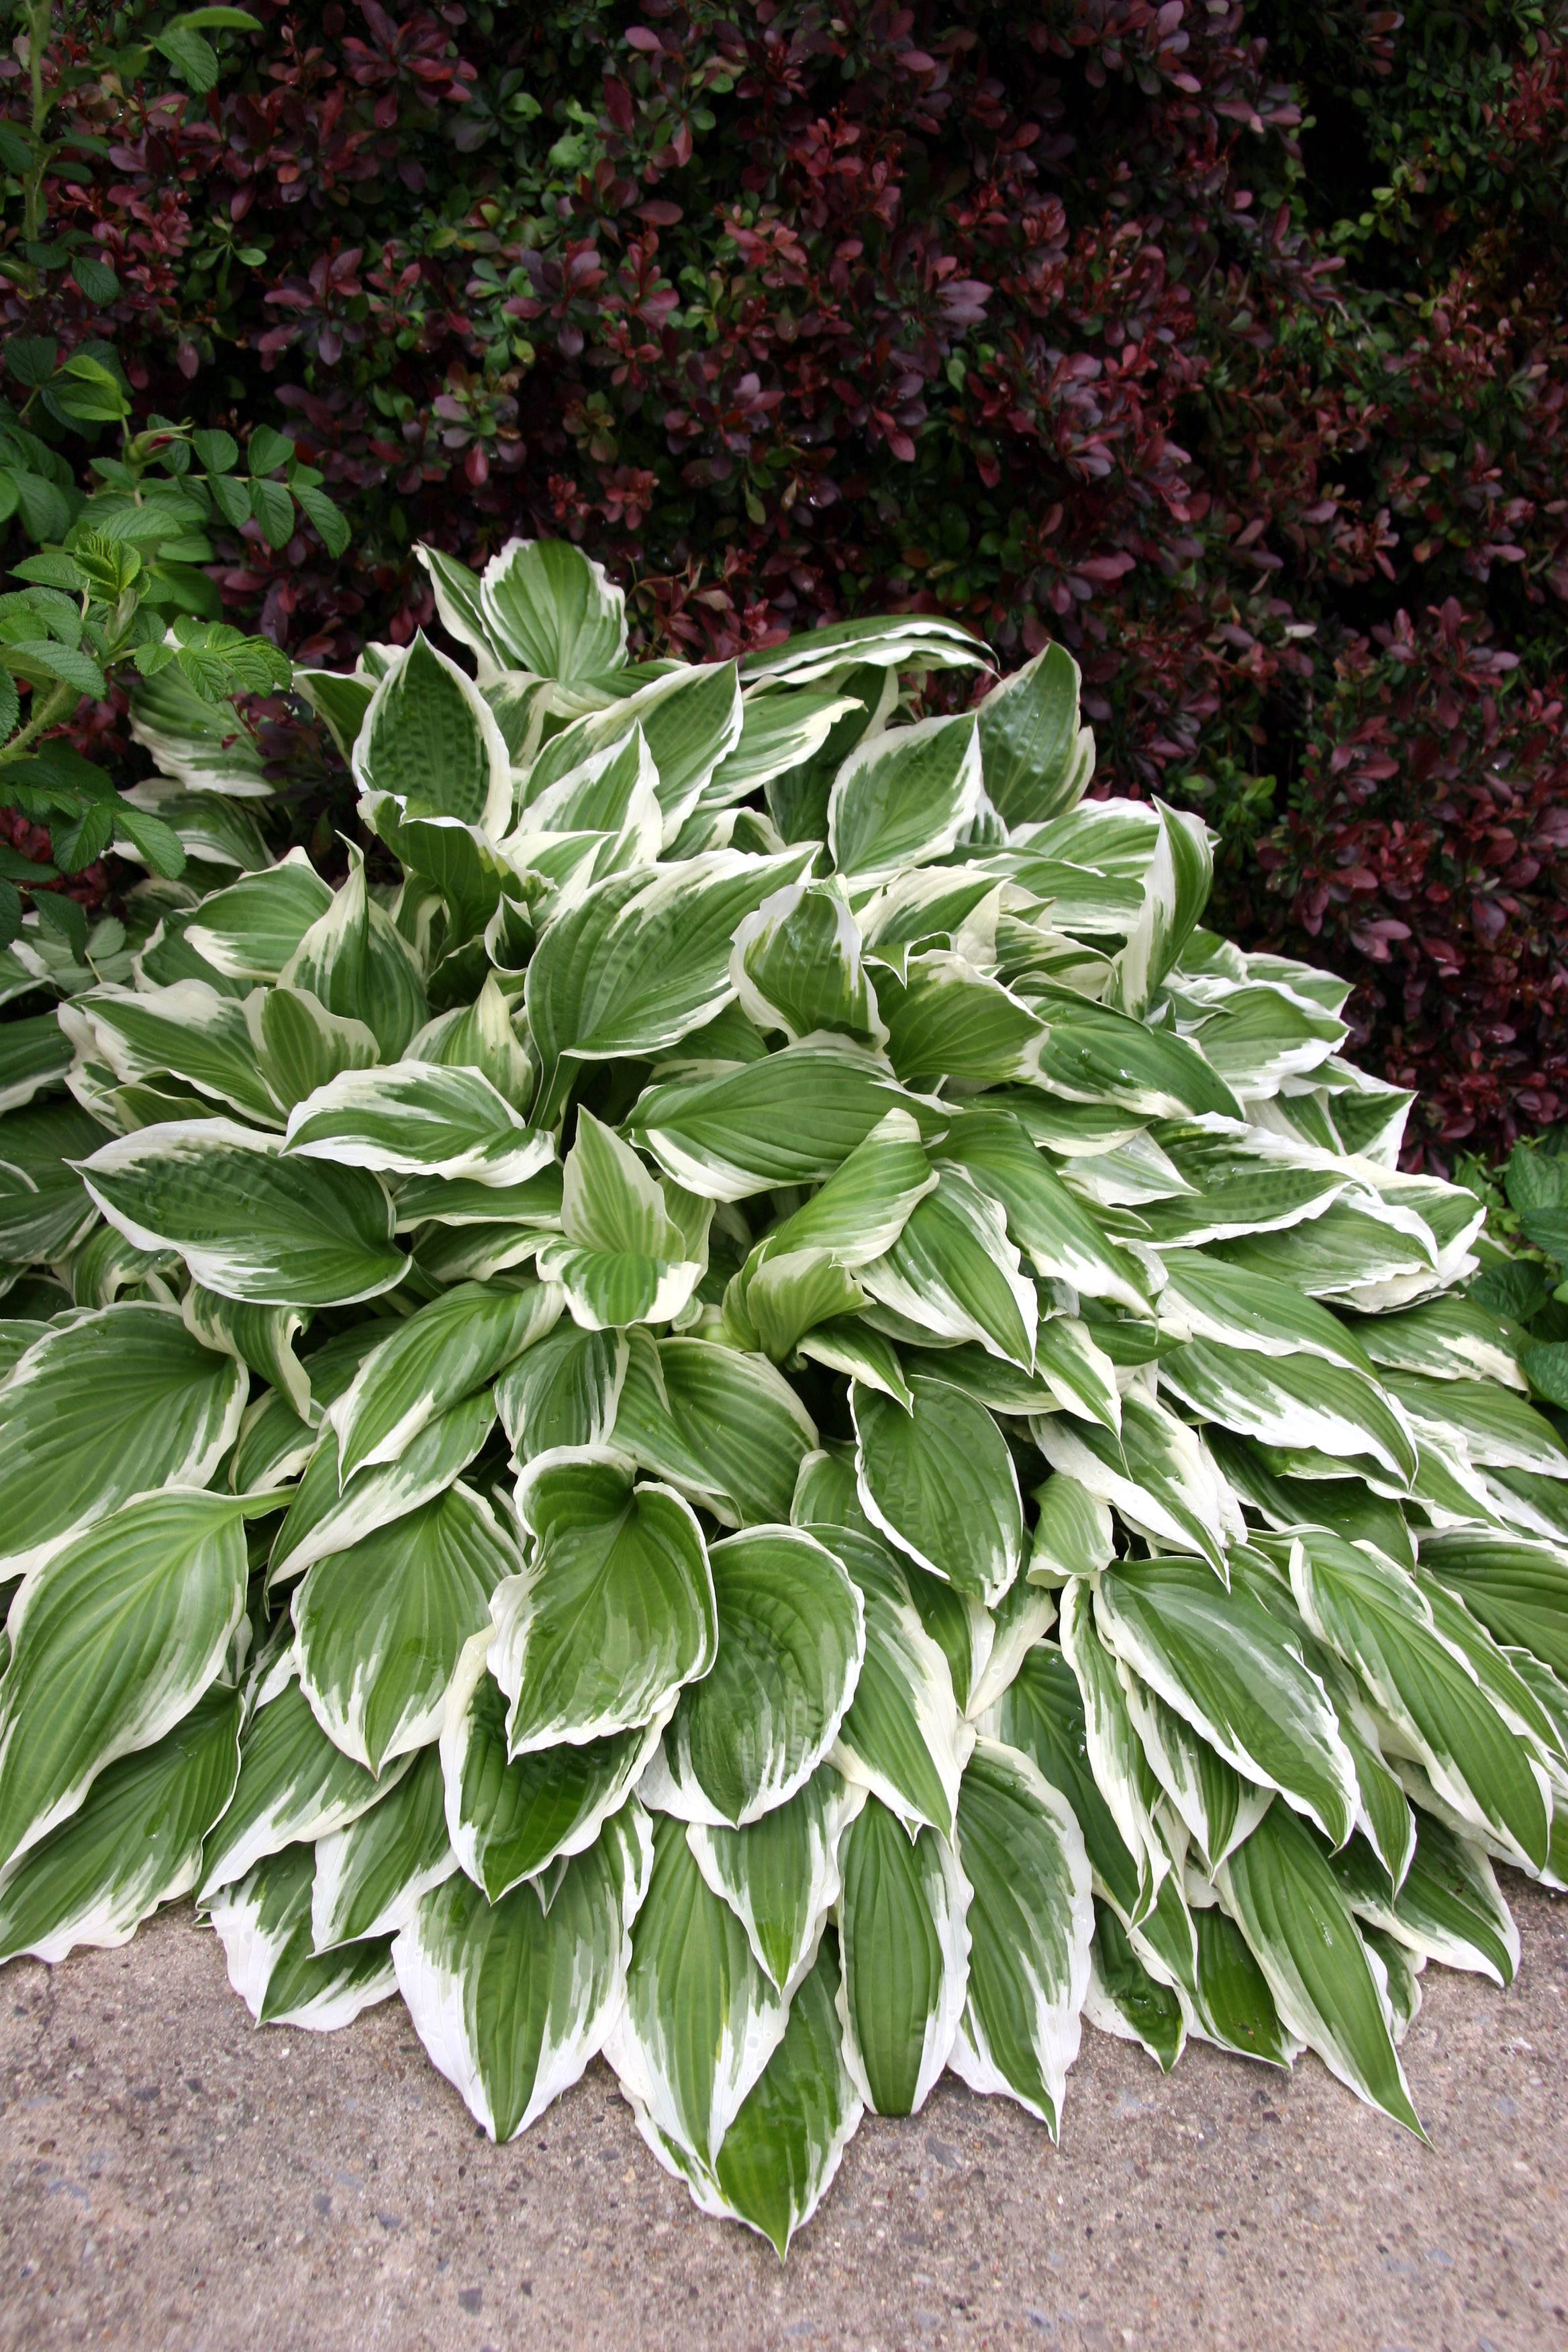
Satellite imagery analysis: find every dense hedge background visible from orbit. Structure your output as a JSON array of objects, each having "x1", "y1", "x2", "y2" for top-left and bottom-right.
[{"x1": 3, "y1": 0, "x2": 1566, "y2": 1167}]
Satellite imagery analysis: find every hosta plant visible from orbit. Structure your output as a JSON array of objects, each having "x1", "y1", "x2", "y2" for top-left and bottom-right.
[{"x1": 1, "y1": 540, "x2": 1565, "y2": 2255}]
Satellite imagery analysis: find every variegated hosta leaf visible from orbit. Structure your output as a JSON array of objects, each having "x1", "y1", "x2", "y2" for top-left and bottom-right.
[
  {"x1": 477, "y1": 536, "x2": 629, "y2": 684},
  {"x1": 293, "y1": 1482, "x2": 520, "y2": 1773},
  {"x1": 742, "y1": 612, "x2": 986, "y2": 689},
  {"x1": 350, "y1": 630, "x2": 513, "y2": 836},
  {"x1": 1028, "y1": 1474, "x2": 1115, "y2": 1583},
  {"x1": 266, "y1": 1391, "x2": 497, "y2": 1587},
  {"x1": 701, "y1": 1941, "x2": 865, "y2": 2258},
  {"x1": 1335, "y1": 1811, "x2": 1520, "y2": 1988},
  {"x1": 834, "y1": 1794, "x2": 971, "y2": 2116},
  {"x1": 687, "y1": 1767, "x2": 865, "y2": 1994},
  {"x1": 1054, "y1": 1580, "x2": 1169, "y2": 1924},
  {"x1": 1093, "y1": 1555, "x2": 1361, "y2": 1846},
  {"x1": 858, "y1": 1167, "x2": 1038, "y2": 1369},
  {"x1": 1189, "y1": 1902, "x2": 1300, "y2": 2070},
  {"x1": 730, "y1": 877, "x2": 886, "y2": 1047},
  {"x1": 605, "y1": 1814, "x2": 789, "y2": 2172},
  {"x1": 286, "y1": 1063, "x2": 551, "y2": 1187},
  {"x1": 1085, "y1": 1897, "x2": 1185, "y2": 2071},
  {"x1": 440, "y1": 1628, "x2": 665, "y2": 1900},
  {"x1": 0, "y1": 1687, "x2": 240, "y2": 1965},
  {"x1": 279, "y1": 846, "x2": 427, "y2": 1061},
  {"x1": 936, "y1": 1110, "x2": 1153, "y2": 1315},
  {"x1": 183, "y1": 850, "x2": 334, "y2": 980},
  {"x1": 1419, "y1": 1528, "x2": 1568, "y2": 1677},
  {"x1": 1289, "y1": 1529, "x2": 1552, "y2": 1871},
  {"x1": 310, "y1": 1743, "x2": 458, "y2": 1951},
  {"x1": 524, "y1": 849, "x2": 810, "y2": 1120},
  {"x1": 853, "y1": 1376, "x2": 1024, "y2": 1604},
  {"x1": 0, "y1": 1304, "x2": 246, "y2": 1580},
  {"x1": 1034, "y1": 1393, "x2": 1244, "y2": 1580},
  {"x1": 245, "y1": 983, "x2": 380, "y2": 1117},
  {"x1": 329, "y1": 1278, "x2": 559, "y2": 1482},
  {"x1": 210, "y1": 1843, "x2": 398, "y2": 2030},
  {"x1": 395, "y1": 1800, "x2": 652, "y2": 2141},
  {"x1": 1218, "y1": 1806, "x2": 1422, "y2": 2135},
  {"x1": 1106, "y1": 799, "x2": 1212, "y2": 1019},
  {"x1": 646, "y1": 1526, "x2": 864, "y2": 1826},
  {"x1": 628, "y1": 1041, "x2": 935, "y2": 1203},
  {"x1": 948, "y1": 1738, "x2": 1093, "y2": 2131},
  {"x1": 976, "y1": 642, "x2": 1092, "y2": 830},
  {"x1": 1158, "y1": 1336, "x2": 1418, "y2": 1489},
  {"x1": 495, "y1": 1322, "x2": 626, "y2": 1463},
  {"x1": 62, "y1": 980, "x2": 287, "y2": 1127},
  {"x1": 184, "y1": 1285, "x2": 311, "y2": 1418},
  {"x1": 827, "y1": 711, "x2": 982, "y2": 885},
  {"x1": 83, "y1": 1119, "x2": 407, "y2": 1307},
  {"x1": 880, "y1": 952, "x2": 1045, "y2": 1092},
  {"x1": 611, "y1": 1334, "x2": 817, "y2": 1527},
  {"x1": 197, "y1": 1669, "x2": 401, "y2": 1902},
  {"x1": 816, "y1": 1524, "x2": 971, "y2": 1839},
  {"x1": 536, "y1": 1112, "x2": 708, "y2": 1330},
  {"x1": 493, "y1": 1450, "x2": 717, "y2": 1755},
  {"x1": 0, "y1": 1491, "x2": 252, "y2": 1874}
]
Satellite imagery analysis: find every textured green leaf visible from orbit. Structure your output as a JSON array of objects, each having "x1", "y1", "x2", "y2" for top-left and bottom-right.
[
  {"x1": 0, "y1": 1686, "x2": 240, "y2": 1965},
  {"x1": 0, "y1": 1491, "x2": 250, "y2": 1873},
  {"x1": 853, "y1": 1376, "x2": 1023, "y2": 1604},
  {"x1": 440, "y1": 1629, "x2": 664, "y2": 1901},
  {"x1": 950, "y1": 1738, "x2": 1093, "y2": 2130},
  {"x1": 605, "y1": 1815, "x2": 787, "y2": 2169},
  {"x1": 0, "y1": 1304, "x2": 246, "y2": 1579},
  {"x1": 351, "y1": 632, "x2": 512, "y2": 835},
  {"x1": 397, "y1": 1800, "x2": 650, "y2": 2138},
  {"x1": 835, "y1": 1795, "x2": 970, "y2": 2116},
  {"x1": 493, "y1": 1451, "x2": 716, "y2": 1753},
  {"x1": 84, "y1": 1120, "x2": 407, "y2": 1308},
  {"x1": 1219, "y1": 1806, "x2": 1422, "y2": 2134},
  {"x1": 650, "y1": 1526, "x2": 864, "y2": 1826},
  {"x1": 293, "y1": 1482, "x2": 518, "y2": 1772}
]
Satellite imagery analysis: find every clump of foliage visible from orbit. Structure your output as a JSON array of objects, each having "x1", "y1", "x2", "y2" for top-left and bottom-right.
[
  {"x1": 3, "y1": 0, "x2": 1565, "y2": 1161},
  {"x1": 0, "y1": 540, "x2": 1563, "y2": 2253}
]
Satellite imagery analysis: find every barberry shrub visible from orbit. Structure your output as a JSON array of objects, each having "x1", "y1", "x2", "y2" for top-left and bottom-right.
[{"x1": 0, "y1": 544, "x2": 1563, "y2": 2251}]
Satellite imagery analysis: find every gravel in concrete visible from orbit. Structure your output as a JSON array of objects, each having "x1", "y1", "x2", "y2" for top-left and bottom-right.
[{"x1": 1, "y1": 1885, "x2": 1565, "y2": 2352}]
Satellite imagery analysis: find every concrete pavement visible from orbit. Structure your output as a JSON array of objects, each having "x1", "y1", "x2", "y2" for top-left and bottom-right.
[{"x1": 2, "y1": 1885, "x2": 1564, "y2": 2351}]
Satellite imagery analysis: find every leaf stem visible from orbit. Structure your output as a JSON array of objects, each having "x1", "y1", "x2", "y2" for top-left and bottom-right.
[
  {"x1": 0, "y1": 679, "x2": 74, "y2": 770},
  {"x1": 22, "y1": 0, "x2": 54, "y2": 249}
]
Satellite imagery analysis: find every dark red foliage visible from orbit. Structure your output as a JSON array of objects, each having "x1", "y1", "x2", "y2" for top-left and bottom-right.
[{"x1": 3, "y1": 0, "x2": 1565, "y2": 1163}]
